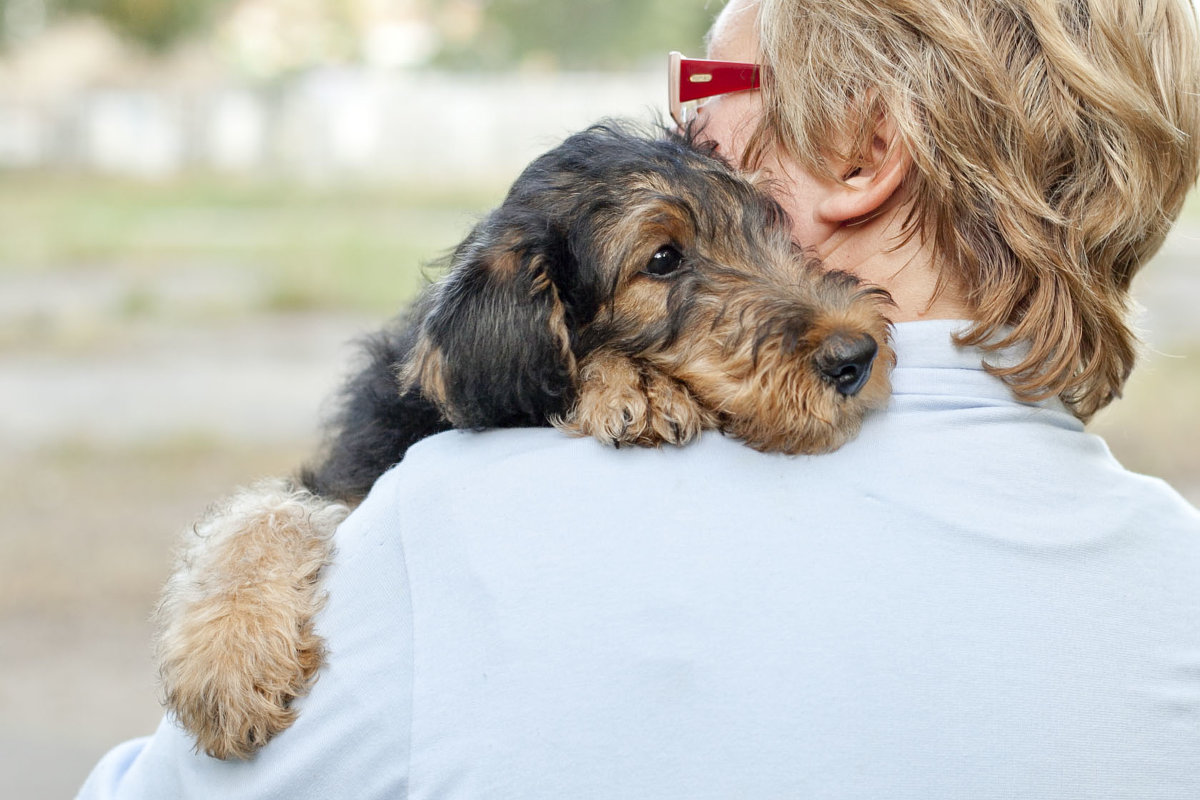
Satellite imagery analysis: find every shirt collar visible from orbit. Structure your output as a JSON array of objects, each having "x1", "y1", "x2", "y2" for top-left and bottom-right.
[{"x1": 887, "y1": 319, "x2": 1073, "y2": 418}]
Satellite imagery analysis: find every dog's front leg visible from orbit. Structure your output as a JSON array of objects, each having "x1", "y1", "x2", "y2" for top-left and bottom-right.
[
  {"x1": 154, "y1": 479, "x2": 349, "y2": 759},
  {"x1": 558, "y1": 350, "x2": 718, "y2": 447}
]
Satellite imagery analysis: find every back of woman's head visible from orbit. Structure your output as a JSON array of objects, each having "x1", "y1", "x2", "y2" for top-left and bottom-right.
[{"x1": 752, "y1": 0, "x2": 1200, "y2": 419}]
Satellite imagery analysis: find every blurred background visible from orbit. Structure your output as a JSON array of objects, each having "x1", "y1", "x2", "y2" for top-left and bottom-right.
[{"x1": 0, "y1": 1, "x2": 1197, "y2": 796}]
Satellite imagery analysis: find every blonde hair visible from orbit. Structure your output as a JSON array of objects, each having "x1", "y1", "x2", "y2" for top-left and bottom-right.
[{"x1": 750, "y1": 0, "x2": 1200, "y2": 419}]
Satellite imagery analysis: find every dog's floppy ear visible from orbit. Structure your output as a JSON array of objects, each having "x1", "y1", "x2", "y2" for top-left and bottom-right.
[{"x1": 403, "y1": 214, "x2": 579, "y2": 429}]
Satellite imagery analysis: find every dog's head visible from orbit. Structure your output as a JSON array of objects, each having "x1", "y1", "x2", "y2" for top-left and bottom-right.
[
  {"x1": 402, "y1": 123, "x2": 719, "y2": 429},
  {"x1": 403, "y1": 123, "x2": 893, "y2": 451}
]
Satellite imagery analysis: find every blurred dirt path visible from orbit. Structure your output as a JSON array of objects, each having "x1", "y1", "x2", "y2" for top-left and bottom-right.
[
  {"x1": 1, "y1": 312, "x2": 374, "y2": 451},
  {"x1": 1, "y1": 305, "x2": 374, "y2": 797}
]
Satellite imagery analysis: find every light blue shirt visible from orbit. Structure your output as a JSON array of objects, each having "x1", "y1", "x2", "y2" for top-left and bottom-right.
[{"x1": 79, "y1": 320, "x2": 1200, "y2": 799}]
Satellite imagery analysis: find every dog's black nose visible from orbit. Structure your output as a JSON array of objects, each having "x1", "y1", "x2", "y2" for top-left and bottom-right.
[{"x1": 815, "y1": 333, "x2": 878, "y2": 397}]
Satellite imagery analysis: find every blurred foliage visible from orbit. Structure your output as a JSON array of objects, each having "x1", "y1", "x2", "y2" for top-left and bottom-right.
[
  {"x1": 3, "y1": 0, "x2": 716, "y2": 67},
  {"x1": 51, "y1": 0, "x2": 232, "y2": 51},
  {"x1": 434, "y1": 0, "x2": 714, "y2": 70}
]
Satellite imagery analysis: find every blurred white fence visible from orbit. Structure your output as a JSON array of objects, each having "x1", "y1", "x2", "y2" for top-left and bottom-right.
[{"x1": 0, "y1": 68, "x2": 663, "y2": 181}]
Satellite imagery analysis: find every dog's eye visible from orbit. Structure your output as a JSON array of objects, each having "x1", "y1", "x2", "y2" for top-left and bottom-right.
[{"x1": 643, "y1": 245, "x2": 684, "y2": 278}]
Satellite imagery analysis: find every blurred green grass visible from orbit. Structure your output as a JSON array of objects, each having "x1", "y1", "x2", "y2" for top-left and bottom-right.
[{"x1": 0, "y1": 171, "x2": 502, "y2": 314}]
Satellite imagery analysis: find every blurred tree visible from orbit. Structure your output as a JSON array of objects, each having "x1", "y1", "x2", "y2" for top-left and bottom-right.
[
  {"x1": 52, "y1": 0, "x2": 233, "y2": 50},
  {"x1": 432, "y1": 0, "x2": 713, "y2": 71},
  {"x1": 3, "y1": 0, "x2": 715, "y2": 67}
]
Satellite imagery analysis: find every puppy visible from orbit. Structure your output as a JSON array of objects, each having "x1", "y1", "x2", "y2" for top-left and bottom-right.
[{"x1": 155, "y1": 124, "x2": 894, "y2": 759}]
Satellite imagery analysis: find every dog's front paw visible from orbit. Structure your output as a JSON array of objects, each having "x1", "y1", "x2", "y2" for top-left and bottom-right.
[
  {"x1": 559, "y1": 352, "x2": 715, "y2": 447},
  {"x1": 637, "y1": 368, "x2": 718, "y2": 445},
  {"x1": 561, "y1": 353, "x2": 650, "y2": 446},
  {"x1": 154, "y1": 479, "x2": 348, "y2": 759}
]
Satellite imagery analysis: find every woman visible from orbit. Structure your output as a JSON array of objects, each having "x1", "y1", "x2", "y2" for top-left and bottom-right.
[
  {"x1": 694, "y1": 0, "x2": 1198, "y2": 422},
  {"x1": 82, "y1": 1, "x2": 1200, "y2": 797}
]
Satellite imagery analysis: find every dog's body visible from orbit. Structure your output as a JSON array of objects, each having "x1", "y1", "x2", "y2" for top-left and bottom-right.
[{"x1": 155, "y1": 125, "x2": 895, "y2": 760}]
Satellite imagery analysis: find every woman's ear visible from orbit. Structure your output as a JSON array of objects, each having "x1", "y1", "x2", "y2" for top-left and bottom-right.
[{"x1": 815, "y1": 114, "x2": 911, "y2": 224}]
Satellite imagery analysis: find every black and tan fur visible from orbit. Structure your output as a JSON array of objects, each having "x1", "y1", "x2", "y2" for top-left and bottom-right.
[{"x1": 155, "y1": 124, "x2": 895, "y2": 760}]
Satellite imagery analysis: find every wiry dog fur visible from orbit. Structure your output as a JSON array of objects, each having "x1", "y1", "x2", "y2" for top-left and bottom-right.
[{"x1": 155, "y1": 124, "x2": 894, "y2": 760}]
